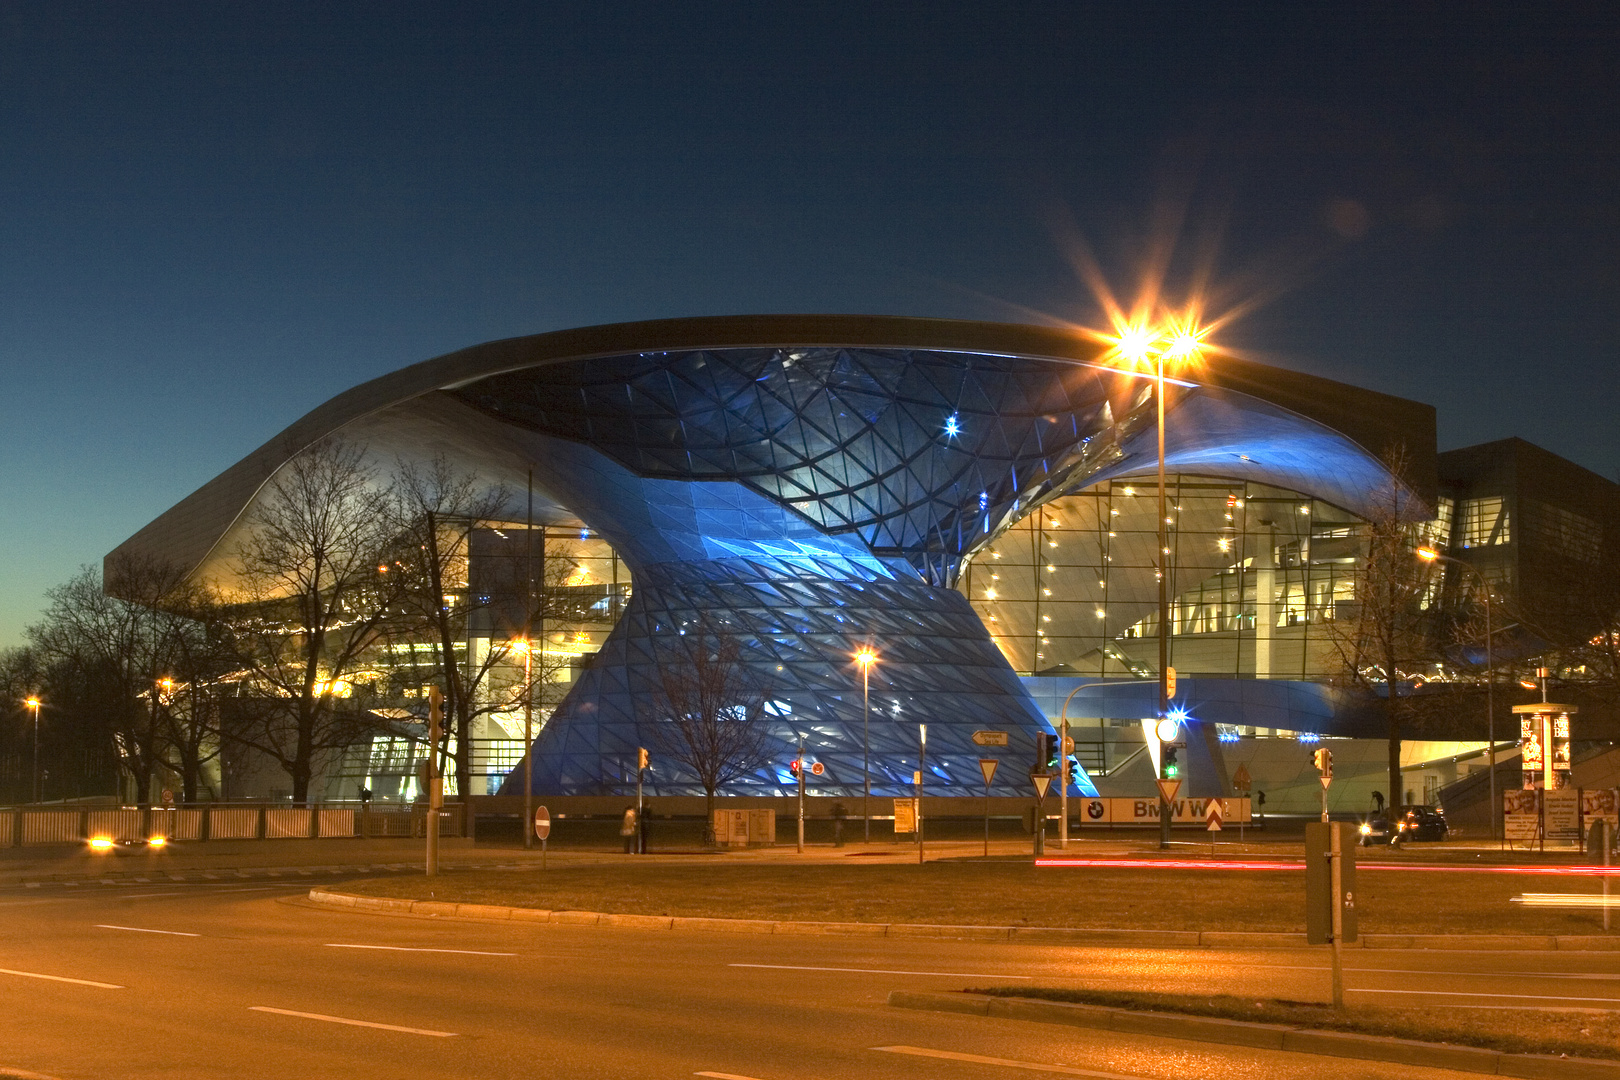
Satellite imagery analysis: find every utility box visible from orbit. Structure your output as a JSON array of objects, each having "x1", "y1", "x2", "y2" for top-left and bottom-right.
[
  {"x1": 712, "y1": 808, "x2": 775, "y2": 846},
  {"x1": 1305, "y1": 821, "x2": 1358, "y2": 945}
]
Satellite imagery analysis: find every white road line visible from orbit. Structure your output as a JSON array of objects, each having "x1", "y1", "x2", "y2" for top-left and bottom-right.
[
  {"x1": 872, "y1": 1046, "x2": 1144, "y2": 1078},
  {"x1": 696, "y1": 1073, "x2": 769, "y2": 1079},
  {"x1": 248, "y1": 1006, "x2": 456, "y2": 1037},
  {"x1": 731, "y1": 963, "x2": 1031, "y2": 979},
  {"x1": 324, "y1": 944, "x2": 517, "y2": 956},
  {"x1": 1351, "y1": 987, "x2": 1620, "y2": 1004},
  {"x1": 0, "y1": 967, "x2": 124, "y2": 989},
  {"x1": 95, "y1": 924, "x2": 201, "y2": 937}
]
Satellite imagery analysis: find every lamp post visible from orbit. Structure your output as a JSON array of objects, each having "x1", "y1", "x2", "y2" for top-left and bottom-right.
[
  {"x1": 1057, "y1": 681, "x2": 1118, "y2": 849},
  {"x1": 25, "y1": 697, "x2": 41, "y2": 803},
  {"x1": 853, "y1": 647, "x2": 878, "y2": 843},
  {"x1": 1116, "y1": 323, "x2": 1202, "y2": 851},
  {"x1": 1417, "y1": 545, "x2": 1498, "y2": 844},
  {"x1": 513, "y1": 638, "x2": 535, "y2": 850}
]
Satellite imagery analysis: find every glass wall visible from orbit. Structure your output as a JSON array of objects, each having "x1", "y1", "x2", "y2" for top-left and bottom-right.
[{"x1": 957, "y1": 474, "x2": 1367, "y2": 680}]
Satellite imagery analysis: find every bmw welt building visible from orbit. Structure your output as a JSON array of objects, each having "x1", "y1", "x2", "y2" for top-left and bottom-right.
[{"x1": 110, "y1": 316, "x2": 1448, "y2": 810}]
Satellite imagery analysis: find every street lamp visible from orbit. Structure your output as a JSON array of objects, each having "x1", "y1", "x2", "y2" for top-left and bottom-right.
[
  {"x1": 1417, "y1": 545, "x2": 1499, "y2": 844},
  {"x1": 853, "y1": 647, "x2": 879, "y2": 843},
  {"x1": 510, "y1": 638, "x2": 535, "y2": 850},
  {"x1": 1057, "y1": 681, "x2": 1121, "y2": 849},
  {"x1": 1113, "y1": 319, "x2": 1205, "y2": 850},
  {"x1": 25, "y1": 696, "x2": 41, "y2": 803}
]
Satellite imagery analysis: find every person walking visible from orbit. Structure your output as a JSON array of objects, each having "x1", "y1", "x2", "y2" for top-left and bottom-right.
[{"x1": 620, "y1": 805, "x2": 638, "y2": 854}]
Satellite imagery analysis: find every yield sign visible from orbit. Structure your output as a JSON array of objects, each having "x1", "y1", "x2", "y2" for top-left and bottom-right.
[
  {"x1": 1156, "y1": 778, "x2": 1182, "y2": 805},
  {"x1": 1205, "y1": 798, "x2": 1224, "y2": 832},
  {"x1": 979, "y1": 758, "x2": 1000, "y2": 786},
  {"x1": 1032, "y1": 773, "x2": 1052, "y2": 800}
]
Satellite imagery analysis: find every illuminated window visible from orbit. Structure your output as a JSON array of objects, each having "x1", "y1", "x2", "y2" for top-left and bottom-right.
[{"x1": 1459, "y1": 498, "x2": 1510, "y2": 548}]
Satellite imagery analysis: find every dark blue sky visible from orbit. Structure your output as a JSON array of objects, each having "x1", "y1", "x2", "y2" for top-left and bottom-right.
[{"x1": 2, "y1": 2, "x2": 1615, "y2": 645}]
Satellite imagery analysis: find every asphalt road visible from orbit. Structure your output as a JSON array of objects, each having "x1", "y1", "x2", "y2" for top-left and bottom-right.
[{"x1": 3, "y1": 873, "x2": 1616, "y2": 1080}]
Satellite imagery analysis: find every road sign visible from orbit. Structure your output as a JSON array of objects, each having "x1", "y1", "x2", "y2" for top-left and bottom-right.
[
  {"x1": 533, "y1": 805, "x2": 551, "y2": 841},
  {"x1": 1320, "y1": 775, "x2": 1332, "y2": 789},
  {"x1": 979, "y1": 758, "x2": 999, "y2": 786},
  {"x1": 1166, "y1": 666, "x2": 1177, "y2": 697},
  {"x1": 1232, "y1": 763, "x2": 1252, "y2": 792},
  {"x1": 1032, "y1": 773, "x2": 1052, "y2": 800},
  {"x1": 810, "y1": 761, "x2": 824, "y2": 776},
  {"x1": 972, "y1": 730, "x2": 1009, "y2": 747},
  {"x1": 1156, "y1": 778, "x2": 1182, "y2": 805},
  {"x1": 1205, "y1": 798, "x2": 1224, "y2": 831},
  {"x1": 161, "y1": 789, "x2": 174, "y2": 806}
]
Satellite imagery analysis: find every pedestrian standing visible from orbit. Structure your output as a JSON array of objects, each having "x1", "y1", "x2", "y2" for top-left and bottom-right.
[{"x1": 620, "y1": 805, "x2": 637, "y2": 854}]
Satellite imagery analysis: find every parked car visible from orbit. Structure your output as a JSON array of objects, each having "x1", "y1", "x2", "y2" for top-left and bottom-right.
[{"x1": 1359, "y1": 805, "x2": 1448, "y2": 845}]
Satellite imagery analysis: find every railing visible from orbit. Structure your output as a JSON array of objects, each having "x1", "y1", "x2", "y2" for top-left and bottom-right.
[{"x1": 0, "y1": 803, "x2": 467, "y2": 847}]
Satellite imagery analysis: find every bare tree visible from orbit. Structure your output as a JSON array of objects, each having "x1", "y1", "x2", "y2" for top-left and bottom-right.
[
  {"x1": 30, "y1": 557, "x2": 214, "y2": 806},
  {"x1": 225, "y1": 438, "x2": 403, "y2": 803},
  {"x1": 643, "y1": 626, "x2": 772, "y2": 842},
  {"x1": 1325, "y1": 448, "x2": 1443, "y2": 808},
  {"x1": 384, "y1": 456, "x2": 512, "y2": 799}
]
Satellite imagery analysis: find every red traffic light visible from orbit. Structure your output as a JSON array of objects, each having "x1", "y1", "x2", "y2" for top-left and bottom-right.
[{"x1": 789, "y1": 759, "x2": 801, "y2": 774}]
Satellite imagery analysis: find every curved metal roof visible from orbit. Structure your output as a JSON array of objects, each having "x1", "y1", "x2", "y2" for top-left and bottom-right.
[{"x1": 107, "y1": 314, "x2": 1436, "y2": 586}]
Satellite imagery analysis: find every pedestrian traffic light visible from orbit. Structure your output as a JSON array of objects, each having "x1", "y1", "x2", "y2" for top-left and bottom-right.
[
  {"x1": 1162, "y1": 746, "x2": 1180, "y2": 779},
  {"x1": 637, "y1": 747, "x2": 649, "y2": 770},
  {"x1": 1313, "y1": 748, "x2": 1333, "y2": 777}
]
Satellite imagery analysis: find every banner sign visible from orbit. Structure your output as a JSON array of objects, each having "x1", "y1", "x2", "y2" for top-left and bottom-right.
[
  {"x1": 893, "y1": 798, "x2": 917, "y2": 834},
  {"x1": 1544, "y1": 787, "x2": 1581, "y2": 842},
  {"x1": 1076, "y1": 796, "x2": 1251, "y2": 825},
  {"x1": 1582, "y1": 788, "x2": 1619, "y2": 830},
  {"x1": 1503, "y1": 789, "x2": 1541, "y2": 842}
]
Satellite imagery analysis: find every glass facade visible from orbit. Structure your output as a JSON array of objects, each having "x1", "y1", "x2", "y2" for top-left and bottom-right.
[{"x1": 959, "y1": 475, "x2": 1364, "y2": 681}]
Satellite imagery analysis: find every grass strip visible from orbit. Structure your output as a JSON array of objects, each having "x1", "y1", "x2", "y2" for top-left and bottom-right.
[
  {"x1": 963, "y1": 987, "x2": 1620, "y2": 1061},
  {"x1": 338, "y1": 861, "x2": 1618, "y2": 935}
]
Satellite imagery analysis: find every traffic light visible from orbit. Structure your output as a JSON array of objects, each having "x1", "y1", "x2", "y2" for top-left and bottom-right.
[
  {"x1": 1162, "y1": 746, "x2": 1180, "y2": 779},
  {"x1": 637, "y1": 747, "x2": 649, "y2": 771},
  {"x1": 789, "y1": 758, "x2": 801, "y2": 775},
  {"x1": 1035, "y1": 732, "x2": 1051, "y2": 771},
  {"x1": 1313, "y1": 748, "x2": 1333, "y2": 778}
]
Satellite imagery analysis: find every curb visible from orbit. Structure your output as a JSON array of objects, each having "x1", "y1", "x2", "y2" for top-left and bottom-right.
[
  {"x1": 303, "y1": 889, "x2": 1620, "y2": 950},
  {"x1": 889, "y1": 991, "x2": 1620, "y2": 1078}
]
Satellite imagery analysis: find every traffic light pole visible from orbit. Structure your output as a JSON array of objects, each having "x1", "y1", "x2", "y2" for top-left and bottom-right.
[{"x1": 797, "y1": 737, "x2": 806, "y2": 854}]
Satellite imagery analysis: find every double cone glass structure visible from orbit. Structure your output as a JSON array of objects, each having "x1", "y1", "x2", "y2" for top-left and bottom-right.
[{"x1": 109, "y1": 316, "x2": 1435, "y2": 799}]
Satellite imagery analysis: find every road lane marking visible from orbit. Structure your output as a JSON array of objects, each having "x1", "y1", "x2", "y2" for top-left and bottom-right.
[
  {"x1": 1351, "y1": 988, "x2": 1620, "y2": 1004},
  {"x1": 0, "y1": 967, "x2": 123, "y2": 989},
  {"x1": 324, "y1": 944, "x2": 517, "y2": 956},
  {"x1": 696, "y1": 1073, "x2": 770, "y2": 1080},
  {"x1": 247, "y1": 1006, "x2": 456, "y2": 1037},
  {"x1": 94, "y1": 924, "x2": 201, "y2": 937},
  {"x1": 872, "y1": 1046, "x2": 1143, "y2": 1078},
  {"x1": 730, "y1": 963, "x2": 1031, "y2": 979}
]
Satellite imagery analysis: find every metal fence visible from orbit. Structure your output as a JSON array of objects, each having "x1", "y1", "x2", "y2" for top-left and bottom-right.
[{"x1": 0, "y1": 803, "x2": 467, "y2": 847}]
